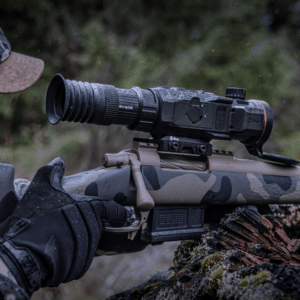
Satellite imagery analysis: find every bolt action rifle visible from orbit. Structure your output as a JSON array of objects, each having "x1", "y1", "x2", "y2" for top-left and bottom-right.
[{"x1": 3, "y1": 74, "x2": 300, "y2": 254}]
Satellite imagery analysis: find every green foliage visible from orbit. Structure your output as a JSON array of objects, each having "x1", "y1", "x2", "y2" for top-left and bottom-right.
[
  {"x1": 50, "y1": 129, "x2": 91, "y2": 162},
  {"x1": 281, "y1": 131, "x2": 300, "y2": 161}
]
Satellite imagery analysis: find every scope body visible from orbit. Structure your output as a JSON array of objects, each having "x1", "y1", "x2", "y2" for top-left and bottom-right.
[{"x1": 46, "y1": 74, "x2": 272, "y2": 151}]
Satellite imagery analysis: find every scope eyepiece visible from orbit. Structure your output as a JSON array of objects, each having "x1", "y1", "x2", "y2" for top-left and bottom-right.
[{"x1": 46, "y1": 74, "x2": 159, "y2": 132}]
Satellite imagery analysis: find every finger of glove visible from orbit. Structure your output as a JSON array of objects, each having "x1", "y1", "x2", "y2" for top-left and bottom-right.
[
  {"x1": 47, "y1": 157, "x2": 65, "y2": 168},
  {"x1": 16, "y1": 165, "x2": 74, "y2": 220},
  {"x1": 97, "y1": 231, "x2": 149, "y2": 256},
  {"x1": 30, "y1": 165, "x2": 54, "y2": 184},
  {"x1": 62, "y1": 202, "x2": 101, "y2": 282},
  {"x1": 89, "y1": 200, "x2": 127, "y2": 227},
  {"x1": 0, "y1": 191, "x2": 18, "y2": 223},
  {"x1": 19, "y1": 158, "x2": 73, "y2": 215},
  {"x1": 49, "y1": 159, "x2": 68, "y2": 193},
  {"x1": 31, "y1": 157, "x2": 65, "y2": 190}
]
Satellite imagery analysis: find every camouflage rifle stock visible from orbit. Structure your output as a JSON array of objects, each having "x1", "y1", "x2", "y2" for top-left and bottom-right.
[
  {"x1": 58, "y1": 140, "x2": 300, "y2": 244},
  {"x1": 43, "y1": 75, "x2": 300, "y2": 245}
]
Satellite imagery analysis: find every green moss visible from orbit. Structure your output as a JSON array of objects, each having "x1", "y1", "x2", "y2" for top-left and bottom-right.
[
  {"x1": 192, "y1": 246, "x2": 207, "y2": 256},
  {"x1": 247, "y1": 242, "x2": 253, "y2": 251},
  {"x1": 238, "y1": 270, "x2": 271, "y2": 291},
  {"x1": 238, "y1": 277, "x2": 250, "y2": 290},
  {"x1": 174, "y1": 240, "x2": 200, "y2": 268},
  {"x1": 191, "y1": 236, "x2": 210, "y2": 256},
  {"x1": 207, "y1": 267, "x2": 225, "y2": 295},
  {"x1": 130, "y1": 281, "x2": 162, "y2": 300},
  {"x1": 251, "y1": 270, "x2": 271, "y2": 288},
  {"x1": 176, "y1": 268, "x2": 190, "y2": 278},
  {"x1": 168, "y1": 271, "x2": 175, "y2": 279},
  {"x1": 144, "y1": 281, "x2": 161, "y2": 292},
  {"x1": 199, "y1": 252, "x2": 224, "y2": 274},
  {"x1": 130, "y1": 287, "x2": 145, "y2": 300}
]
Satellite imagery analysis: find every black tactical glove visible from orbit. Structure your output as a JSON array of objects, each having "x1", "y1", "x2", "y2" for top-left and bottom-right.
[{"x1": 0, "y1": 157, "x2": 127, "y2": 297}]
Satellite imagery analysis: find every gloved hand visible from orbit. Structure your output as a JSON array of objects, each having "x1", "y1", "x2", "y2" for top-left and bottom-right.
[{"x1": 0, "y1": 157, "x2": 127, "y2": 297}]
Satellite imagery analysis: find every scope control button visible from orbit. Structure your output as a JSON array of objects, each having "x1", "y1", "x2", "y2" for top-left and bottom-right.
[
  {"x1": 186, "y1": 97, "x2": 203, "y2": 123},
  {"x1": 225, "y1": 87, "x2": 246, "y2": 100},
  {"x1": 187, "y1": 107, "x2": 202, "y2": 123}
]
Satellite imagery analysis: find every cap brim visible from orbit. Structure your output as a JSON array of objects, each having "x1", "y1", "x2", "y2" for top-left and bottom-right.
[{"x1": 0, "y1": 52, "x2": 44, "y2": 93}]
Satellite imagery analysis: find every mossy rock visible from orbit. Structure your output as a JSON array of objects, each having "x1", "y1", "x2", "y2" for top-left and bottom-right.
[
  {"x1": 176, "y1": 268, "x2": 191, "y2": 278},
  {"x1": 207, "y1": 267, "x2": 225, "y2": 295},
  {"x1": 238, "y1": 277, "x2": 250, "y2": 290},
  {"x1": 199, "y1": 252, "x2": 224, "y2": 274},
  {"x1": 238, "y1": 270, "x2": 271, "y2": 291},
  {"x1": 251, "y1": 270, "x2": 271, "y2": 288}
]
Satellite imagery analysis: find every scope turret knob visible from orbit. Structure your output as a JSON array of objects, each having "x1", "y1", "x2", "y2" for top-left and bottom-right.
[{"x1": 225, "y1": 87, "x2": 246, "y2": 100}]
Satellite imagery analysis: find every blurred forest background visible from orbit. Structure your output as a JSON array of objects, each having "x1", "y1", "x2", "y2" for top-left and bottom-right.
[{"x1": 1, "y1": 0, "x2": 300, "y2": 299}]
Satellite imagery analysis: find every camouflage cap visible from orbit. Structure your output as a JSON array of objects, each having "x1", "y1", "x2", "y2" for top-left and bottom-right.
[{"x1": 0, "y1": 27, "x2": 44, "y2": 93}]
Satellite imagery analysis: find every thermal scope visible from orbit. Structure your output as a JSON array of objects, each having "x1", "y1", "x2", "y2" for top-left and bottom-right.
[{"x1": 46, "y1": 74, "x2": 297, "y2": 165}]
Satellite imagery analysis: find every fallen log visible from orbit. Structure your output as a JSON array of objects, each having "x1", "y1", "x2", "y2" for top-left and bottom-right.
[{"x1": 107, "y1": 206, "x2": 300, "y2": 300}]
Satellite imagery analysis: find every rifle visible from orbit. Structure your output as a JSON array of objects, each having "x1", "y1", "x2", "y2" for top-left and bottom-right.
[{"x1": 3, "y1": 74, "x2": 300, "y2": 252}]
